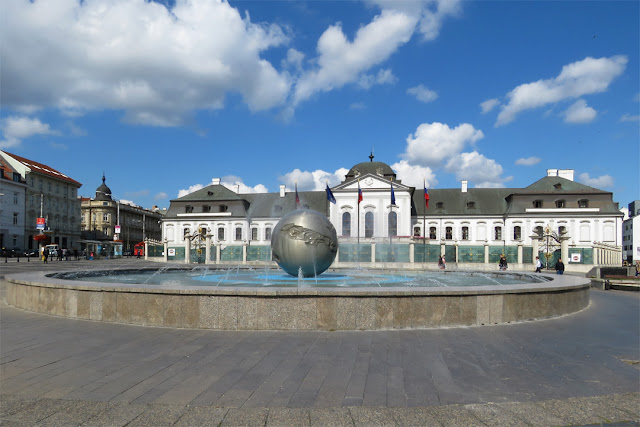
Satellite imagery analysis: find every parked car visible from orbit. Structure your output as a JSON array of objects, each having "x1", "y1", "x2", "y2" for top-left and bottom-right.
[{"x1": 1, "y1": 248, "x2": 25, "y2": 257}]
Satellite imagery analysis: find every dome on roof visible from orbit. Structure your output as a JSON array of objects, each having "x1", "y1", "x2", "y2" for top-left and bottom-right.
[
  {"x1": 95, "y1": 174, "x2": 112, "y2": 201},
  {"x1": 345, "y1": 154, "x2": 395, "y2": 180}
]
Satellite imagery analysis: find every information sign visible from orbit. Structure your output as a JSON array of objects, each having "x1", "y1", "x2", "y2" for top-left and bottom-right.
[{"x1": 37, "y1": 218, "x2": 45, "y2": 230}]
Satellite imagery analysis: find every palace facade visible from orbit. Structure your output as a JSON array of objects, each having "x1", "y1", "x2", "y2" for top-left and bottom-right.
[{"x1": 159, "y1": 158, "x2": 623, "y2": 272}]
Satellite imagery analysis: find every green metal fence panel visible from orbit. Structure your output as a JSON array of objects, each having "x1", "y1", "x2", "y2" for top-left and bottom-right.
[
  {"x1": 523, "y1": 246, "x2": 533, "y2": 264},
  {"x1": 539, "y1": 249, "x2": 561, "y2": 269},
  {"x1": 209, "y1": 246, "x2": 217, "y2": 261},
  {"x1": 413, "y1": 244, "x2": 441, "y2": 263},
  {"x1": 247, "y1": 245, "x2": 272, "y2": 261},
  {"x1": 221, "y1": 246, "x2": 244, "y2": 262},
  {"x1": 458, "y1": 245, "x2": 484, "y2": 263},
  {"x1": 168, "y1": 247, "x2": 185, "y2": 261},
  {"x1": 375, "y1": 244, "x2": 410, "y2": 262},
  {"x1": 190, "y1": 248, "x2": 206, "y2": 264},
  {"x1": 339, "y1": 244, "x2": 372, "y2": 262},
  {"x1": 568, "y1": 247, "x2": 594, "y2": 265},
  {"x1": 148, "y1": 245, "x2": 164, "y2": 257},
  {"x1": 489, "y1": 246, "x2": 517, "y2": 263},
  {"x1": 445, "y1": 245, "x2": 456, "y2": 262}
]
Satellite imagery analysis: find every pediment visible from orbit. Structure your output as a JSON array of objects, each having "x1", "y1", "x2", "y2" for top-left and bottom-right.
[{"x1": 333, "y1": 174, "x2": 410, "y2": 191}]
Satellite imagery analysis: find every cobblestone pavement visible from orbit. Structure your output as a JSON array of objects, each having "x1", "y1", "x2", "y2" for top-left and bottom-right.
[{"x1": 1, "y1": 259, "x2": 639, "y2": 426}]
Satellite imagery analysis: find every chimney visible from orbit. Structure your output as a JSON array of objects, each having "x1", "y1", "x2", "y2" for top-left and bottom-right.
[
  {"x1": 558, "y1": 169, "x2": 574, "y2": 181},
  {"x1": 236, "y1": 184, "x2": 240, "y2": 194},
  {"x1": 461, "y1": 180, "x2": 468, "y2": 193},
  {"x1": 212, "y1": 178, "x2": 221, "y2": 185},
  {"x1": 280, "y1": 185, "x2": 286, "y2": 198},
  {"x1": 547, "y1": 169, "x2": 558, "y2": 177}
]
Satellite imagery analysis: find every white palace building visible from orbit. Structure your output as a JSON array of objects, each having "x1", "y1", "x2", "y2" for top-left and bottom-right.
[{"x1": 157, "y1": 157, "x2": 623, "y2": 272}]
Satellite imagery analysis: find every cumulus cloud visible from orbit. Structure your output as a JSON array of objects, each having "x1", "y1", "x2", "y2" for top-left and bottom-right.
[
  {"x1": 220, "y1": 175, "x2": 268, "y2": 193},
  {"x1": 177, "y1": 184, "x2": 204, "y2": 198},
  {"x1": 577, "y1": 172, "x2": 614, "y2": 189},
  {"x1": 154, "y1": 192, "x2": 168, "y2": 201},
  {"x1": 445, "y1": 151, "x2": 512, "y2": 188},
  {"x1": 619, "y1": 114, "x2": 640, "y2": 122},
  {"x1": 563, "y1": 99, "x2": 597, "y2": 124},
  {"x1": 515, "y1": 157, "x2": 542, "y2": 166},
  {"x1": 292, "y1": 9, "x2": 416, "y2": 105},
  {"x1": 0, "y1": 116, "x2": 58, "y2": 148},
  {"x1": 402, "y1": 122, "x2": 484, "y2": 167},
  {"x1": 280, "y1": 168, "x2": 349, "y2": 191},
  {"x1": 358, "y1": 69, "x2": 397, "y2": 89},
  {"x1": 118, "y1": 199, "x2": 139, "y2": 207},
  {"x1": 391, "y1": 160, "x2": 437, "y2": 188},
  {"x1": 1, "y1": 0, "x2": 291, "y2": 126},
  {"x1": 480, "y1": 98, "x2": 500, "y2": 114},
  {"x1": 407, "y1": 84, "x2": 438, "y2": 103},
  {"x1": 494, "y1": 56, "x2": 627, "y2": 126}
]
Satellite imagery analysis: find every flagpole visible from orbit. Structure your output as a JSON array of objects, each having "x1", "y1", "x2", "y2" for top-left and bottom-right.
[
  {"x1": 423, "y1": 179, "x2": 426, "y2": 264},
  {"x1": 389, "y1": 177, "x2": 393, "y2": 262}
]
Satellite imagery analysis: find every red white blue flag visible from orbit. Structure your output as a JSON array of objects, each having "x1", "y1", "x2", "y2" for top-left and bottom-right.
[
  {"x1": 424, "y1": 182, "x2": 429, "y2": 209},
  {"x1": 358, "y1": 180, "x2": 363, "y2": 204},
  {"x1": 295, "y1": 182, "x2": 300, "y2": 208}
]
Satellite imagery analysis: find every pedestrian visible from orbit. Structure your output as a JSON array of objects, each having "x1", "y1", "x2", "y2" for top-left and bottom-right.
[
  {"x1": 535, "y1": 256, "x2": 542, "y2": 273},
  {"x1": 555, "y1": 258, "x2": 565, "y2": 275},
  {"x1": 74, "y1": 248, "x2": 78, "y2": 260},
  {"x1": 438, "y1": 255, "x2": 446, "y2": 269},
  {"x1": 499, "y1": 255, "x2": 508, "y2": 271},
  {"x1": 43, "y1": 247, "x2": 48, "y2": 263},
  {"x1": 635, "y1": 260, "x2": 640, "y2": 277}
]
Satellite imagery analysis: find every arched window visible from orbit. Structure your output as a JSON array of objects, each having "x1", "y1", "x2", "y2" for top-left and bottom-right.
[
  {"x1": 429, "y1": 227, "x2": 437, "y2": 240},
  {"x1": 388, "y1": 211, "x2": 397, "y2": 237},
  {"x1": 558, "y1": 226, "x2": 566, "y2": 235},
  {"x1": 494, "y1": 226, "x2": 502, "y2": 240},
  {"x1": 514, "y1": 226, "x2": 522, "y2": 240},
  {"x1": 251, "y1": 228, "x2": 258, "y2": 240},
  {"x1": 445, "y1": 227, "x2": 453, "y2": 240},
  {"x1": 365, "y1": 212, "x2": 374, "y2": 238},
  {"x1": 578, "y1": 199, "x2": 589, "y2": 208},
  {"x1": 217, "y1": 227, "x2": 225, "y2": 241},
  {"x1": 235, "y1": 227, "x2": 242, "y2": 240},
  {"x1": 533, "y1": 200, "x2": 543, "y2": 208},
  {"x1": 342, "y1": 212, "x2": 351, "y2": 237},
  {"x1": 534, "y1": 226, "x2": 544, "y2": 237},
  {"x1": 265, "y1": 227, "x2": 272, "y2": 240},
  {"x1": 461, "y1": 226, "x2": 469, "y2": 240},
  {"x1": 556, "y1": 200, "x2": 566, "y2": 208},
  {"x1": 413, "y1": 226, "x2": 421, "y2": 237}
]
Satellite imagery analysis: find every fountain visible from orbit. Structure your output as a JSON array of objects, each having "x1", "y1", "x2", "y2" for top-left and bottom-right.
[{"x1": 3, "y1": 211, "x2": 590, "y2": 330}]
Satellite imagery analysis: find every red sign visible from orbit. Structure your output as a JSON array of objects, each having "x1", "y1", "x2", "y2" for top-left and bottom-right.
[{"x1": 37, "y1": 218, "x2": 45, "y2": 225}]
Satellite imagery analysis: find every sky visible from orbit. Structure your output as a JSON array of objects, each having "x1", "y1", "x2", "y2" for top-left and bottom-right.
[{"x1": 1, "y1": 0, "x2": 638, "y2": 210}]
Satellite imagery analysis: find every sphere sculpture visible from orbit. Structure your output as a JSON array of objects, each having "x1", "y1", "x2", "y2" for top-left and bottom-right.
[{"x1": 271, "y1": 209, "x2": 338, "y2": 277}]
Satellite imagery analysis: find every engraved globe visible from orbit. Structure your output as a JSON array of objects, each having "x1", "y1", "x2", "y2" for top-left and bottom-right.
[{"x1": 271, "y1": 209, "x2": 338, "y2": 277}]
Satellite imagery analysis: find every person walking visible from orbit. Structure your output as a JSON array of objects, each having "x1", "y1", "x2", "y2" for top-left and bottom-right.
[
  {"x1": 499, "y1": 255, "x2": 508, "y2": 271},
  {"x1": 555, "y1": 258, "x2": 565, "y2": 275},
  {"x1": 535, "y1": 256, "x2": 542, "y2": 273},
  {"x1": 635, "y1": 260, "x2": 640, "y2": 277},
  {"x1": 438, "y1": 255, "x2": 446, "y2": 269},
  {"x1": 42, "y1": 247, "x2": 48, "y2": 263}
]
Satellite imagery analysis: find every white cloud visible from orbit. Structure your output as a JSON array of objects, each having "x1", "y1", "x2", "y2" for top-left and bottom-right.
[
  {"x1": 445, "y1": 151, "x2": 511, "y2": 188},
  {"x1": 495, "y1": 56, "x2": 627, "y2": 126},
  {"x1": 480, "y1": 98, "x2": 499, "y2": 114},
  {"x1": 407, "y1": 84, "x2": 438, "y2": 103},
  {"x1": 118, "y1": 199, "x2": 139, "y2": 207},
  {"x1": 220, "y1": 175, "x2": 268, "y2": 193},
  {"x1": 577, "y1": 172, "x2": 614, "y2": 189},
  {"x1": 402, "y1": 122, "x2": 484, "y2": 167},
  {"x1": 0, "y1": 116, "x2": 57, "y2": 148},
  {"x1": 1, "y1": 0, "x2": 291, "y2": 126},
  {"x1": 619, "y1": 114, "x2": 640, "y2": 122},
  {"x1": 292, "y1": 9, "x2": 417, "y2": 105},
  {"x1": 391, "y1": 160, "x2": 437, "y2": 188},
  {"x1": 563, "y1": 99, "x2": 597, "y2": 124},
  {"x1": 280, "y1": 168, "x2": 349, "y2": 191},
  {"x1": 178, "y1": 184, "x2": 204, "y2": 198},
  {"x1": 358, "y1": 69, "x2": 397, "y2": 89},
  {"x1": 515, "y1": 157, "x2": 542, "y2": 166},
  {"x1": 349, "y1": 102, "x2": 366, "y2": 110},
  {"x1": 154, "y1": 192, "x2": 168, "y2": 201}
]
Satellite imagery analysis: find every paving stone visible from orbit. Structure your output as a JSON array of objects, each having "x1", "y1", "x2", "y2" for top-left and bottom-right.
[
  {"x1": 1, "y1": 398, "x2": 73, "y2": 424},
  {"x1": 0, "y1": 395, "x2": 38, "y2": 418},
  {"x1": 266, "y1": 407, "x2": 311, "y2": 426},
  {"x1": 387, "y1": 407, "x2": 441, "y2": 426},
  {"x1": 33, "y1": 400, "x2": 112, "y2": 426},
  {"x1": 126, "y1": 403, "x2": 187, "y2": 426},
  {"x1": 348, "y1": 407, "x2": 397, "y2": 426},
  {"x1": 220, "y1": 407, "x2": 269, "y2": 426},
  {"x1": 463, "y1": 403, "x2": 528, "y2": 426},
  {"x1": 79, "y1": 402, "x2": 147, "y2": 426},
  {"x1": 428, "y1": 404, "x2": 486, "y2": 427},
  {"x1": 309, "y1": 408, "x2": 354, "y2": 426},
  {"x1": 173, "y1": 406, "x2": 228, "y2": 426},
  {"x1": 497, "y1": 401, "x2": 567, "y2": 426}
]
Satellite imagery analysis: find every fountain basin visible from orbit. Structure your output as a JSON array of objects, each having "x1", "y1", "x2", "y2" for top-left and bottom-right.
[{"x1": 3, "y1": 268, "x2": 590, "y2": 330}]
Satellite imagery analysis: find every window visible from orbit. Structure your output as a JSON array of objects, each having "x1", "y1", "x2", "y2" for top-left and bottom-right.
[
  {"x1": 534, "y1": 226, "x2": 544, "y2": 237},
  {"x1": 556, "y1": 200, "x2": 565, "y2": 208},
  {"x1": 251, "y1": 228, "x2": 258, "y2": 240},
  {"x1": 12, "y1": 172, "x2": 20, "y2": 182},
  {"x1": 219, "y1": 205, "x2": 228, "y2": 212},
  {"x1": 235, "y1": 227, "x2": 242, "y2": 240},
  {"x1": 466, "y1": 202, "x2": 475, "y2": 209},
  {"x1": 514, "y1": 226, "x2": 522, "y2": 240},
  {"x1": 265, "y1": 227, "x2": 272, "y2": 240},
  {"x1": 13, "y1": 192, "x2": 18, "y2": 204},
  {"x1": 533, "y1": 200, "x2": 543, "y2": 208},
  {"x1": 429, "y1": 227, "x2": 437, "y2": 240},
  {"x1": 218, "y1": 227, "x2": 225, "y2": 240},
  {"x1": 202, "y1": 205, "x2": 211, "y2": 213},
  {"x1": 103, "y1": 213, "x2": 109, "y2": 221},
  {"x1": 183, "y1": 228, "x2": 190, "y2": 237},
  {"x1": 462, "y1": 226, "x2": 469, "y2": 240},
  {"x1": 13, "y1": 213, "x2": 18, "y2": 225},
  {"x1": 365, "y1": 212, "x2": 374, "y2": 238},
  {"x1": 445, "y1": 227, "x2": 453, "y2": 240},
  {"x1": 55, "y1": 184, "x2": 59, "y2": 194},
  {"x1": 554, "y1": 183, "x2": 562, "y2": 190},
  {"x1": 436, "y1": 202, "x2": 444, "y2": 209},
  {"x1": 388, "y1": 211, "x2": 397, "y2": 237},
  {"x1": 342, "y1": 212, "x2": 351, "y2": 237},
  {"x1": 185, "y1": 205, "x2": 193, "y2": 213},
  {"x1": 559, "y1": 226, "x2": 566, "y2": 235},
  {"x1": 494, "y1": 226, "x2": 502, "y2": 240},
  {"x1": 578, "y1": 199, "x2": 589, "y2": 208},
  {"x1": 413, "y1": 226, "x2": 421, "y2": 237}
]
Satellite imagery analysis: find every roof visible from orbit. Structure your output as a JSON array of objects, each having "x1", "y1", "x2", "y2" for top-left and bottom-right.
[
  {"x1": 414, "y1": 188, "x2": 515, "y2": 216},
  {"x1": 345, "y1": 161, "x2": 396, "y2": 181},
  {"x1": 0, "y1": 156, "x2": 18, "y2": 180},
  {"x1": 244, "y1": 191, "x2": 329, "y2": 218},
  {"x1": 518, "y1": 176, "x2": 608, "y2": 194},
  {"x1": 2, "y1": 151, "x2": 82, "y2": 186},
  {"x1": 171, "y1": 184, "x2": 244, "y2": 202}
]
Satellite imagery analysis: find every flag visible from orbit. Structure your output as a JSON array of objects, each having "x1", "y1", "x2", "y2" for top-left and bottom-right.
[
  {"x1": 358, "y1": 180, "x2": 363, "y2": 204},
  {"x1": 326, "y1": 184, "x2": 336, "y2": 204},
  {"x1": 424, "y1": 183, "x2": 429, "y2": 209},
  {"x1": 391, "y1": 180, "x2": 396, "y2": 205},
  {"x1": 295, "y1": 182, "x2": 300, "y2": 208}
]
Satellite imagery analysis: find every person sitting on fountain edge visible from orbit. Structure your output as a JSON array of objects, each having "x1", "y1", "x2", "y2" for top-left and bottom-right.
[
  {"x1": 499, "y1": 255, "x2": 508, "y2": 271},
  {"x1": 555, "y1": 258, "x2": 565, "y2": 275},
  {"x1": 438, "y1": 255, "x2": 446, "y2": 269}
]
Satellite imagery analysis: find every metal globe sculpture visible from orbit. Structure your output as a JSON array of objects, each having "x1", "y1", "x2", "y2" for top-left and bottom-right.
[{"x1": 271, "y1": 209, "x2": 338, "y2": 277}]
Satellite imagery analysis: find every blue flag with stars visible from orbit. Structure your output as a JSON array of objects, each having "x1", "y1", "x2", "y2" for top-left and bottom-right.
[{"x1": 326, "y1": 184, "x2": 336, "y2": 204}]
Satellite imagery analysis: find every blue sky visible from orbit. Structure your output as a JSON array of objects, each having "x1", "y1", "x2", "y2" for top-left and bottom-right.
[{"x1": 1, "y1": 0, "x2": 638, "y2": 210}]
